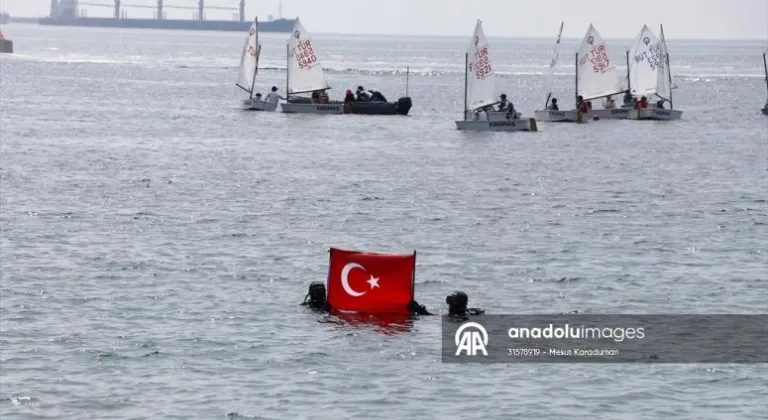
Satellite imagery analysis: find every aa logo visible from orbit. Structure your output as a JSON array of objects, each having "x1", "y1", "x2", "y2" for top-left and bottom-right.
[{"x1": 454, "y1": 322, "x2": 488, "y2": 356}]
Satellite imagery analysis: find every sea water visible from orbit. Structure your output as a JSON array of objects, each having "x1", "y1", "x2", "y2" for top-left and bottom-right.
[{"x1": 1, "y1": 24, "x2": 767, "y2": 419}]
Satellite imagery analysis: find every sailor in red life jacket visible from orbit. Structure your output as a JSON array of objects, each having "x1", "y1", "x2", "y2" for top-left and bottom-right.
[
  {"x1": 635, "y1": 96, "x2": 649, "y2": 109},
  {"x1": 576, "y1": 95, "x2": 589, "y2": 113}
]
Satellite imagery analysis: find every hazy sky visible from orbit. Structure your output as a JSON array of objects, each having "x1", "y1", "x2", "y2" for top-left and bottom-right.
[{"x1": 2, "y1": 0, "x2": 767, "y2": 39}]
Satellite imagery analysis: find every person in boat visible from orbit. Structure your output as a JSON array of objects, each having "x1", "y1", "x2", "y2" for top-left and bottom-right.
[
  {"x1": 622, "y1": 91, "x2": 633, "y2": 106},
  {"x1": 319, "y1": 90, "x2": 329, "y2": 104},
  {"x1": 604, "y1": 96, "x2": 616, "y2": 109},
  {"x1": 656, "y1": 98, "x2": 665, "y2": 109},
  {"x1": 497, "y1": 94, "x2": 512, "y2": 111},
  {"x1": 356, "y1": 86, "x2": 372, "y2": 102},
  {"x1": 576, "y1": 95, "x2": 589, "y2": 113},
  {"x1": 300, "y1": 281, "x2": 433, "y2": 316},
  {"x1": 473, "y1": 107, "x2": 489, "y2": 121},
  {"x1": 265, "y1": 86, "x2": 285, "y2": 104},
  {"x1": 635, "y1": 96, "x2": 649, "y2": 109},
  {"x1": 369, "y1": 90, "x2": 387, "y2": 102},
  {"x1": 547, "y1": 98, "x2": 559, "y2": 111},
  {"x1": 254, "y1": 93, "x2": 263, "y2": 101},
  {"x1": 344, "y1": 89, "x2": 356, "y2": 103},
  {"x1": 446, "y1": 291, "x2": 484, "y2": 318},
  {"x1": 505, "y1": 107, "x2": 518, "y2": 120},
  {"x1": 311, "y1": 89, "x2": 322, "y2": 103}
]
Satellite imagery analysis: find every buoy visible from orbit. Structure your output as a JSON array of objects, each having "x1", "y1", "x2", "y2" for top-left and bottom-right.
[{"x1": 0, "y1": 29, "x2": 13, "y2": 54}]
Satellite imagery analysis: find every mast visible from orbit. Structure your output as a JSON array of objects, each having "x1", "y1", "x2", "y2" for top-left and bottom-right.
[
  {"x1": 285, "y1": 44, "x2": 290, "y2": 101},
  {"x1": 249, "y1": 17, "x2": 258, "y2": 99},
  {"x1": 405, "y1": 66, "x2": 410, "y2": 97},
  {"x1": 661, "y1": 24, "x2": 673, "y2": 110},
  {"x1": 463, "y1": 53, "x2": 468, "y2": 121},
  {"x1": 625, "y1": 50, "x2": 631, "y2": 96},
  {"x1": 250, "y1": 45, "x2": 260, "y2": 99},
  {"x1": 574, "y1": 52, "x2": 579, "y2": 108}
]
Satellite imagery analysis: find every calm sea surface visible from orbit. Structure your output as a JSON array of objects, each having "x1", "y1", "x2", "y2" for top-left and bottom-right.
[{"x1": 1, "y1": 24, "x2": 767, "y2": 419}]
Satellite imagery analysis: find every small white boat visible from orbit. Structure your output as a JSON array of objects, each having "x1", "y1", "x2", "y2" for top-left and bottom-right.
[
  {"x1": 235, "y1": 17, "x2": 277, "y2": 112},
  {"x1": 279, "y1": 19, "x2": 337, "y2": 114},
  {"x1": 576, "y1": 24, "x2": 626, "y2": 120},
  {"x1": 628, "y1": 24, "x2": 683, "y2": 121},
  {"x1": 533, "y1": 22, "x2": 579, "y2": 122},
  {"x1": 762, "y1": 52, "x2": 768, "y2": 115},
  {"x1": 455, "y1": 20, "x2": 537, "y2": 132}
]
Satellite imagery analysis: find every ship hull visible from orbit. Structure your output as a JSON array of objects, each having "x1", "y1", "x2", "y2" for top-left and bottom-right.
[{"x1": 38, "y1": 17, "x2": 295, "y2": 32}]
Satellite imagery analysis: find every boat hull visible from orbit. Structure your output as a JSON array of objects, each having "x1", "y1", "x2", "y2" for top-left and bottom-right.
[
  {"x1": 629, "y1": 108, "x2": 683, "y2": 120},
  {"x1": 590, "y1": 108, "x2": 632, "y2": 120},
  {"x1": 280, "y1": 97, "x2": 412, "y2": 115},
  {"x1": 466, "y1": 110, "x2": 522, "y2": 120},
  {"x1": 533, "y1": 110, "x2": 587, "y2": 123},
  {"x1": 280, "y1": 102, "x2": 344, "y2": 114},
  {"x1": 241, "y1": 99, "x2": 278, "y2": 111},
  {"x1": 455, "y1": 118, "x2": 538, "y2": 132}
]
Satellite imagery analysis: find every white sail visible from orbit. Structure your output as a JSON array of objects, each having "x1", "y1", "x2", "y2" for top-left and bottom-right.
[
  {"x1": 286, "y1": 19, "x2": 329, "y2": 94},
  {"x1": 628, "y1": 24, "x2": 662, "y2": 97},
  {"x1": 577, "y1": 24, "x2": 623, "y2": 100},
  {"x1": 543, "y1": 21, "x2": 564, "y2": 107},
  {"x1": 465, "y1": 19, "x2": 496, "y2": 111},
  {"x1": 656, "y1": 25, "x2": 672, "y2": 101},
  {"x1": 236, "y1": 18, "x2": 260, "y2": 95}
]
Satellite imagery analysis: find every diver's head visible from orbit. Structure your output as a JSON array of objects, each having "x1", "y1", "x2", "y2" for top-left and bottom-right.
[
  {"x1": 446, "y1": 291, "x2": 468, "y2": 314},
  {"x1": 306, "y1": 281, "x2": 327, "y2": 306}
]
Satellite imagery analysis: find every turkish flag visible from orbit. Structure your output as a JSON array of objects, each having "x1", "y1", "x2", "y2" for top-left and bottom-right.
[{"x1": 326, "y1": 247, "x2": 416, "y2": 315}]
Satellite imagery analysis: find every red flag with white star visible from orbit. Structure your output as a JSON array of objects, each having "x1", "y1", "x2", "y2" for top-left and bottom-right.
[{"x1": 326, "y1": 247, "x2": 415, "y2": 315}]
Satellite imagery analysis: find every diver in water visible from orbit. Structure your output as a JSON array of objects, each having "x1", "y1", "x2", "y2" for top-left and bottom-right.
[
  {"x1": 301, "y1": 281, "x2": 332, "y2": 312},
  {"x1": 301, "y1": 281, "x2": 433, "y2": 316},
  {"x1": 407, "y1": 299, "x2": 434, "y2": 316},
  {"x1": 446, "y1": 291, "x2": 484, "y2": 317}
]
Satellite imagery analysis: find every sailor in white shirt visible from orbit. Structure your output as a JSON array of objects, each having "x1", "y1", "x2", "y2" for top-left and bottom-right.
[
  {"x1": 474, "y1": 108, "x2": 488, "y2": 121},
  {"x1": 265, "y1": 86, "x2": 285, "y2": 103}
]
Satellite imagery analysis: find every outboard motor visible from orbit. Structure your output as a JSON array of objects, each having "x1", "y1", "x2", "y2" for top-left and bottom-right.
[{"x1": 395, "y1": 97, "x2": 412, "y2": 115}]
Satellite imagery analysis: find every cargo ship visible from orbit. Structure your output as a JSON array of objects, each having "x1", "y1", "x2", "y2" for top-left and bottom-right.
[{"x1": 37, "y1": 0, "x2": 296, "y2": 33}]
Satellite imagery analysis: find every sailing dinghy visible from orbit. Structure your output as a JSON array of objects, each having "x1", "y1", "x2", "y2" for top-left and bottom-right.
[
  {"x1": 762, "y1": 52, "x2": 768, "y2": 115},
  {"x1": 455, "y1": 20, "x2": 537, "y2": 132},
  {"x1": 236, "y1": 18, "x2": 276, "y2": 111},
  {"x1": 628, "y1": 24, "x2": 683, "y2": 120},
  {"x1": 280, "y1": 19, "x2": 412, "y2": 115},
  {"x1": 575, "y1": 24, "x2": 628, "y2": 120},
  {"x1": 533, "y1": 22, "x2": 576, "y2": 122}
]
